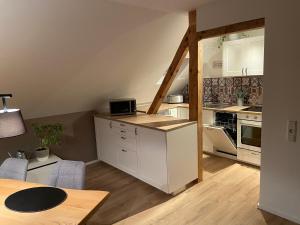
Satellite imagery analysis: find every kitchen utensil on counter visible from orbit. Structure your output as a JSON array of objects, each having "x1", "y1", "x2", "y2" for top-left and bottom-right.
[{"x1": 167, "y1": 94, "x2": 183, "y2": 104}]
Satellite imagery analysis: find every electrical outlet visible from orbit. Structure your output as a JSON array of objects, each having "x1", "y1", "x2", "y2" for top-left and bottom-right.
[{"x1": 287, "y1": 120, "x2": 297, "y2": 142}]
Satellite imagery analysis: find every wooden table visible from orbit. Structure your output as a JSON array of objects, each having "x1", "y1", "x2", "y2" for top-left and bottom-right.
[{"x1": 0, "y1": 179, "x2": 109, "y2": 225}]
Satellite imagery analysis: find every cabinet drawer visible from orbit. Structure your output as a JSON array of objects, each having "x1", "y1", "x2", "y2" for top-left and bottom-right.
[
  {"x1": 119, "y1": 135, "x2": 137, "y2": 150},
  {"x1": 112, "y1": 127, "x2": 136, "y2": 138},
  {"x1": 237, "y1": 113, "x2": 262, "y2": 121},
  {"x1": 118, "y1": 147, "x2": 138, "y2": 176},
  {"x1": 237, "y1": 148, "x2": 261, "y2": 166},
  {"x1": 111, "y1": 121, "x2": 136, "y2": 132}
]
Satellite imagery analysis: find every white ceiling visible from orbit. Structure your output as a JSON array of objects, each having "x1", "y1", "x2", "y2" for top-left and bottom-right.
[
  {"x1": 0, "y1": 0, "x2": 189, "y2": 118},
  {"x1": 109, "y1": 0, "x2": 217, "y2": 12}
]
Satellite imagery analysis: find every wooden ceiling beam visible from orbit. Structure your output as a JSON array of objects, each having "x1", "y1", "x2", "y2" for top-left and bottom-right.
[
  {"x1": 147, "y1": 29, "x2": 189, "y2": 114},
  {"x1": 197, "y1": 18, "x2": 265, "y2": 40}
]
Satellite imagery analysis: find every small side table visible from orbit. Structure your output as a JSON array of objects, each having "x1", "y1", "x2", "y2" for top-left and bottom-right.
[{"x1": 26, "y1": 154, "x2": 62, "y2": 185}]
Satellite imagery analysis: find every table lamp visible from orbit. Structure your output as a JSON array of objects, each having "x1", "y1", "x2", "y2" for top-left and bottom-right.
[{"x1": 0, "y1": 94, "x2": 26, "y2": 138}]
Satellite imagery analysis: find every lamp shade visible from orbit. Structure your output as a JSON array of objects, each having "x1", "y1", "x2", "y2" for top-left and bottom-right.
[{"x1": 0, "y1": 109, "x2": 26, "y2": 138}]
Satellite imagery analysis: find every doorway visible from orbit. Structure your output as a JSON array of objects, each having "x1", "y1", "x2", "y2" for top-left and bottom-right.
[{"x1": 195, "y1": 18, "x2": 265, "y2": 178}]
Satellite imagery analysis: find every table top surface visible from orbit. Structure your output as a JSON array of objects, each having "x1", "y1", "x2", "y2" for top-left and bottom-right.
[{"x1": 0, "y1": 179, "x2": 109, "y2": 225}]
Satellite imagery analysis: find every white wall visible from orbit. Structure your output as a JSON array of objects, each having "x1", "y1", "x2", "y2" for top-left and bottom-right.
[
  {"x1": 197, "y1": 0, "x2": 300, "y2": 223},
  {"x1": 0, "y1": 0, "x2": 188, "y2": 119}
]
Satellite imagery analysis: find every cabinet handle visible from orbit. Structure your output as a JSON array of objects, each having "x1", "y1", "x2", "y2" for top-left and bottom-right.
[
  {"x1": 135, "y1": 128, "x2": 137, "y2": 135},
  {"x1": 242, "y1": 68, "x2": 244, "y2": 75},
  {"x1": 121, "y1": 149, "x2": 127, "y2": 152},
  {"x1": 120, "y1": 123, "x2": 125, "y2": 127},
  {"x1": 121, "y1": 137, "x2": 126, "y2": 140},
  {"x1": 121, "y1": 130, "x2": 126, "y2": 133},
  {"x1": 109, "y1": 121, "x2": 112, "y2": 128}
]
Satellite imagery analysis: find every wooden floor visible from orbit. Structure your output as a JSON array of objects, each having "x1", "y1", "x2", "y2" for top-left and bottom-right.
[{"x1": 86, "y1": 154, "x2": 298, "y2": 225}]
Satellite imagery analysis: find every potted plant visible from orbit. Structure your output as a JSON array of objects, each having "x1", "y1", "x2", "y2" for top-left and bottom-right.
[
  {"x1": 32, "y1": 123, "x2": 63, "y2": 161},
  {"x1": 236, "y1": 89, "x2": 246, "y2": 106}
]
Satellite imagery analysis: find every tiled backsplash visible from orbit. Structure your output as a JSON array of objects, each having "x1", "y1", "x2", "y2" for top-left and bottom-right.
[{"x1": 203, "y1": 76, "x2": 263, "y2": 105}]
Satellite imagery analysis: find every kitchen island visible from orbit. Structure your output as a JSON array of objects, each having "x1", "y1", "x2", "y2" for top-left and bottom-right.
[{"x1": 94, "y1": 113, "x2": 198, "y2": 194}]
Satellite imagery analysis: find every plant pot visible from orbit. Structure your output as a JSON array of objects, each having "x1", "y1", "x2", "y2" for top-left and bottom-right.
[
  {"x1": 35, "y1": 147, "x2": 50, "y2": 162},
  {"x1": 237, "y1": 98, "x2": 244, "y2": 106}
]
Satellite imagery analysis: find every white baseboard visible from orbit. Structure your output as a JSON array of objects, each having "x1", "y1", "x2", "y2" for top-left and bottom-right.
[
  {"x1": 85, "y1": 159, "x2": 100, "y2": 166},
  {"x1": 258, "y1": 203, "x2": 300, "y2": 224}
]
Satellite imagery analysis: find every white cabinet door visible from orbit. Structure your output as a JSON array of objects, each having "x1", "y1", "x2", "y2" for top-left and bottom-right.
[
  {"x1": 177, "y1": 107, "x2": 189, "y2": 119},
  {"x1": 203, "y1": 110, "x2": 214, "y2": 153},
  {"x1": 223, "y1": 39, "x2": 245, "y2": 76},
  {"x1": 117, "y1": 147, "x2": 138, "y2": 176},
  {"x1": 223, "y1": 36, "x2": 264, "y2": 76},
  {"x1": 158, "y1": 109, "x2": 169, "y2": 116},
  {"x1": 94, "y1": 118, "x2": 118, "y2": 167},
  {"x1": 168, "y1": 108, "x2": 178, "y2": 118},
  {"x1": 137, "y1": 127, "x2": 168, "y2": 191},
  {"x1": 243, "y1": 36, "x2": 264, "y2": 75}
]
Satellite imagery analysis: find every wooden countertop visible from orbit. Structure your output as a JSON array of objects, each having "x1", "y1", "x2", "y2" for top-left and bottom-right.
[
  {"x1": 0, "y1": 179, "x2": 109, "y2": 225},
  {"x1": 137, "y1": 103, "x2": 262, "y2": 115},
  {"x1": 95, "y1": 113, "x2": 196, "y2": 132},
  {"x1": 137, "y1": 103, "x2": 189, "y2": 113},
  {"x1": 203, "y1": 105, "x2": 262, "y2": 115}
]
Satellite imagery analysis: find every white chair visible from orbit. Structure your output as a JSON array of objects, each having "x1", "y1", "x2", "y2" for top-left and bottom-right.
[
  {"x1": 0, "y1": 158, "x2": 28, "y2": 181},
  {"x1": 47, "y1": 160, "x2": 85, "y2": 190}
]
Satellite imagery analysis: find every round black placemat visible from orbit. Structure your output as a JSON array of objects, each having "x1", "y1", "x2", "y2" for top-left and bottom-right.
[{"x1": 5, "y1": 187, "x2": 67, "y2": 213}]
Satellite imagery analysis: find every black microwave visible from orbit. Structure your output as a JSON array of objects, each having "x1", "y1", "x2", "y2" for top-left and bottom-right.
[{"x1": 109, "y1": 98, "x2": 136, "y2": 116}]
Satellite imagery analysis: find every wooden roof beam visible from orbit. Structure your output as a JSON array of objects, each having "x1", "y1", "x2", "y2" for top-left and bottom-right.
[{"x1": 147, "y1": 29, "x2": 189, "y2": 114}]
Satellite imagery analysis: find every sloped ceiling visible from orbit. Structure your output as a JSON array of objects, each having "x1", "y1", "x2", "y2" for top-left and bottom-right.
[
  {"x1": 0, "y1": 0, "x2": 188, "y2": 119},
  {"x1": 110, "y1": 0, "x2": 216, "y2": 12}
]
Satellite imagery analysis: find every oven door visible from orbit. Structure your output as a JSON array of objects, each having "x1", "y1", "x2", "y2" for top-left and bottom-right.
[{"x1": 237, "y1": 119, "x2": 262, "y2": 152}]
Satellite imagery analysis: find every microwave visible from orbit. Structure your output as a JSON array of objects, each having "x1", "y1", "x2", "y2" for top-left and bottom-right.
[{"x1": 109, "y1": 98, "x2": 136, "y2": 116}]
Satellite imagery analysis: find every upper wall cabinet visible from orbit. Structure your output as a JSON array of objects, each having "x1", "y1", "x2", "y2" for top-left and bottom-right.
[{"x1": 223, "y1": 36, "x2": 264, "y2": 76}]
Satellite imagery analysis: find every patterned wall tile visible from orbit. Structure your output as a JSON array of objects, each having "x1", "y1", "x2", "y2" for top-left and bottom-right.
[
  {"x1": 242, "y1": 77, "x2": 250, "y2": 86},
  {"x1": 233, "y1": 77, "x2": 242, "y2": 87},
  {"x1": 204, "y1": 78, "x2": 212, "y2": 88},
  {"x1": 258, "y1": 77, "x2": 263, "y2": 87},
  {"x1": 212, "y1": 78, "x2": 219, "y2": 87},
  {"x1": 202, "y1": 76, "x2": 263, "y2": 105},
  {"x1": 251, "y1": 77, "x2": 259, "y2": 87},
  {"x1": 219, "y1": 78, "x2": 226, "y2": 87}
]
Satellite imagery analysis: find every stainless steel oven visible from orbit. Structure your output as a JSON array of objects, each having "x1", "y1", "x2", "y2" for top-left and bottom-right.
[{"x1": 237, "y1": 113, "x2": 262, "y2": 152}]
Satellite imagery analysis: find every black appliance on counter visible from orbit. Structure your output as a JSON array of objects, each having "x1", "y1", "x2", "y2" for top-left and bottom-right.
[{"x1": 109, "y1": 98, "x2": 136, "y2": 116}]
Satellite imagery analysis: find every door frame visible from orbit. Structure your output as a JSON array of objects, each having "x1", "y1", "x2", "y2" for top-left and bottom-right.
[{"x1": 194, "y1": 17, "x2": 265, "y2": 181}]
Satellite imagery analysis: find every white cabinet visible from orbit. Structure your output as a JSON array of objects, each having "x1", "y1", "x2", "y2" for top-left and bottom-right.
[
  {"x1": 223, "y1": 36, "x2": 264, "y2": 76},
  {"x1": 94, "y1": 118, "x2": 118, "y2": 167},
  {"x1": 158, "y1": 107, "x2": 189, "y2": 119},
  {"x1": 137, "y1": 127, "x2": 168, "y2": 191},
  {"x1": 237, "y1": 148, "x2": 261, "y2": 166},
  {"x1": 117, "y1": 147, "x2": 138, "y2": 176},
  {"x1": 168, "y1": 108, "x2": 178, "y2": 118},
  {"x1": 203, "y1": 110, "x2": 215, "y2": 153},
  {"x1": 94, "y1": 117, "x2": 198, "y2": 194},
  {"x1": 177, "y1": 107, "x2": 189, "y2": 119}
]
